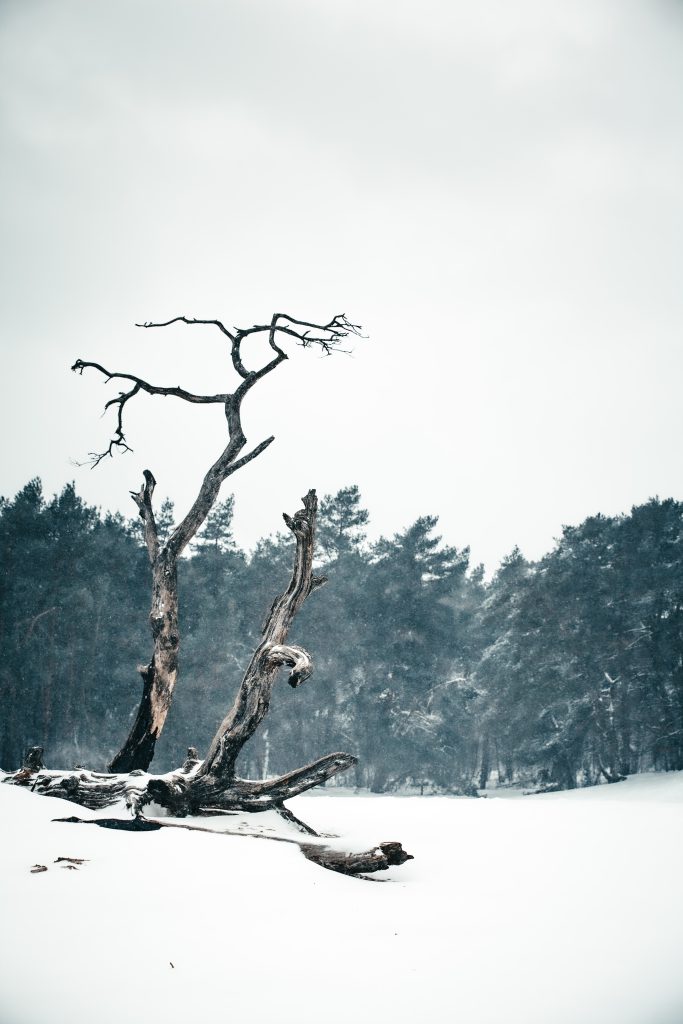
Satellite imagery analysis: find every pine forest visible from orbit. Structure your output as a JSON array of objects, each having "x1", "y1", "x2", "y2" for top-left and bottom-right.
[{"x1": 1, "y1": 479, "x2": 681, "y2": 795}]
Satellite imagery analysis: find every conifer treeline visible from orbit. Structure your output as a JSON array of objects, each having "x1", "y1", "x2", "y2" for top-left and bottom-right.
[{"x1": 1, "y1": 480, "x2": 681, "y2": 792}]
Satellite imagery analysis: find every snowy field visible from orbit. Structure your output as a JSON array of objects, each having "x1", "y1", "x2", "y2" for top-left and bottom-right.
[{"x1": 2, "y1": 773, "x2": 683, "y2": 1024}]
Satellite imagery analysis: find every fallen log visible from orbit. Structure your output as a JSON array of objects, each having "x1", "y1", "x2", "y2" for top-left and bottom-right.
[
  {"x1": 301, "y1": 841, "x2": 414, "y2": 876},
  {"x1": 53, "y1": 813, "x2": 414, "y2": 878}
]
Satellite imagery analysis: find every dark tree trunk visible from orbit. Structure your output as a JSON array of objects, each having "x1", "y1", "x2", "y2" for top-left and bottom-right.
[
  {"x1": 148, "y1": 491, "x2": 352, "y2": 816},
  {"x1": 109, "y1": 476, "x2": 180, "y2": 772},
  {"x1": 4, "y1": 494, "x2": 360, "y2": 821},
  {"x1": 477, "y1": 733, "x2": 491, "y2": 790}
]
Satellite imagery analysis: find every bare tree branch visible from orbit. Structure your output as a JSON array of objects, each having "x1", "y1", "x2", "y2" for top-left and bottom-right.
[
  {"x1": 135, "y1": 316, "x2": 236, "y2": 342},
  {"x1": 130, "y1": 469, "x2": 159, "y2": 565},
  {"x1": 71, "y1": 312, "x2": 360, "y2": 466},
  {"x1": 71, "y1": 359, "x2": 229, "y2": 466},
  {"x1": 135, "y1": 317, "x2": 254, "y2": 378},
  {"x1": 236, "y1": 312, "x2": 363, "y2": 355},
  {"x1": 165, "y1": 434, "x2": 275, "y2": 559}
]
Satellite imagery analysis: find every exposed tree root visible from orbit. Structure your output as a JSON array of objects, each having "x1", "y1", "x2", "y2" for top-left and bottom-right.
[{"x1": 2, "y1": 747, "x2": 357, "y2": 817}]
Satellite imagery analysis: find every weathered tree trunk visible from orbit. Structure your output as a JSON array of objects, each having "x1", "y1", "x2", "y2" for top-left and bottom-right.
[
  {"x1": 6, "y1": 493, "x2": 359, "y2": 819},
  {"x1": 301, "y1": 841, "x2": 414, "y2": 876},
  {"x1": 109, "y1": 473, "x2": 180, "y2": 772},
  {"x1": 4, "y1": 747, "x2": 130, "y2": 808},
  {"x1": 109, "y1": 426, "x2": 272, "y2": 771},
  {"x1": 146, "y1": 490, "x2": 353, "y2": 815},
  {"x1": 3, "y1": 748, "x2": 357, "y2": 816},
  {"x1": 6, "y1": 745, "x2": 414, "y2": 878},
  {"x1": 192, "y1": 490, "x2": 326, "y2": 793}
]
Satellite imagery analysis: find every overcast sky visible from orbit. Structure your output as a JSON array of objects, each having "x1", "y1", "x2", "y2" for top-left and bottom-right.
[{"x1": 1, "y1": 0, "x2": 682, "y2": 571}]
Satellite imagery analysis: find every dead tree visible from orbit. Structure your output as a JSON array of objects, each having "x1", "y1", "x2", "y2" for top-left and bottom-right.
[
  {"x1": 71, "y1": 312, "x2": 360, "y2": 773},
  {"x1": 2, "y1": 310, "x2": 411, "y2": 873},
  {"x1": 5, "y1": 490, "x2": 360, "y2": 814},
  {"x1": 144, "y1": 488, "x2": 359, "y2": 817}
]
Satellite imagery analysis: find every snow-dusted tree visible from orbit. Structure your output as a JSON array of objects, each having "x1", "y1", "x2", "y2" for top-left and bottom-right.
[{"x1": 2, "y1": 311, "x2": 411, "y2": 874}]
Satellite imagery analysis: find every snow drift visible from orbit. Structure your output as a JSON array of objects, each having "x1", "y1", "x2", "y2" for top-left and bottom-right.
[{"x1": 2, "y1": 773, "x2": 683, "y2": 1024}]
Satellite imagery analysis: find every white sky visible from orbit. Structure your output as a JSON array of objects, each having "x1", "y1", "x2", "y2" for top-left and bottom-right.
[{"x1": 1, "y1": 0, "x2": 682, "y2": 572}]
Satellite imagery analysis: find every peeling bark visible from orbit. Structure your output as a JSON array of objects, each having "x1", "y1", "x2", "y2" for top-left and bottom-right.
[
  {"x1": 3, "y1": 750, "x2": 357, "y2": 819},
  {"x1": 5, "y1": 763, "x2": 129, "y2": 810},
  {"x1": 194, "y1": 490, "x2": 326, "y2": 792},
  {"x1": 301, "y1": 841, "x2": 414, "y2": 876}
]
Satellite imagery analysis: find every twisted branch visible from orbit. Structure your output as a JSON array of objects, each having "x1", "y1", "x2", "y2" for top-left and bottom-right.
[
  {"x1": 70, "y1": 359, "x2": 228, "y2": 466},
  {"x1": 195, "y1": 489, "x2": 325, "y2": 789},
  {"x1": 72, "y1": 313, "x2": 360, "y2": 467}
]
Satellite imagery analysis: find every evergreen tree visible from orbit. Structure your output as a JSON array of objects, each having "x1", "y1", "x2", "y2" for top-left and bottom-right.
[{"x1": 317, "y1": 485, "x2": 369, "y2": 561}]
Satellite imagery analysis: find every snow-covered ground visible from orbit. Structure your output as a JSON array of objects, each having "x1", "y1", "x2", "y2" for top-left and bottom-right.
[{"x1": 2, "y1": 773, "x2": 683, "y2": 1024}]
